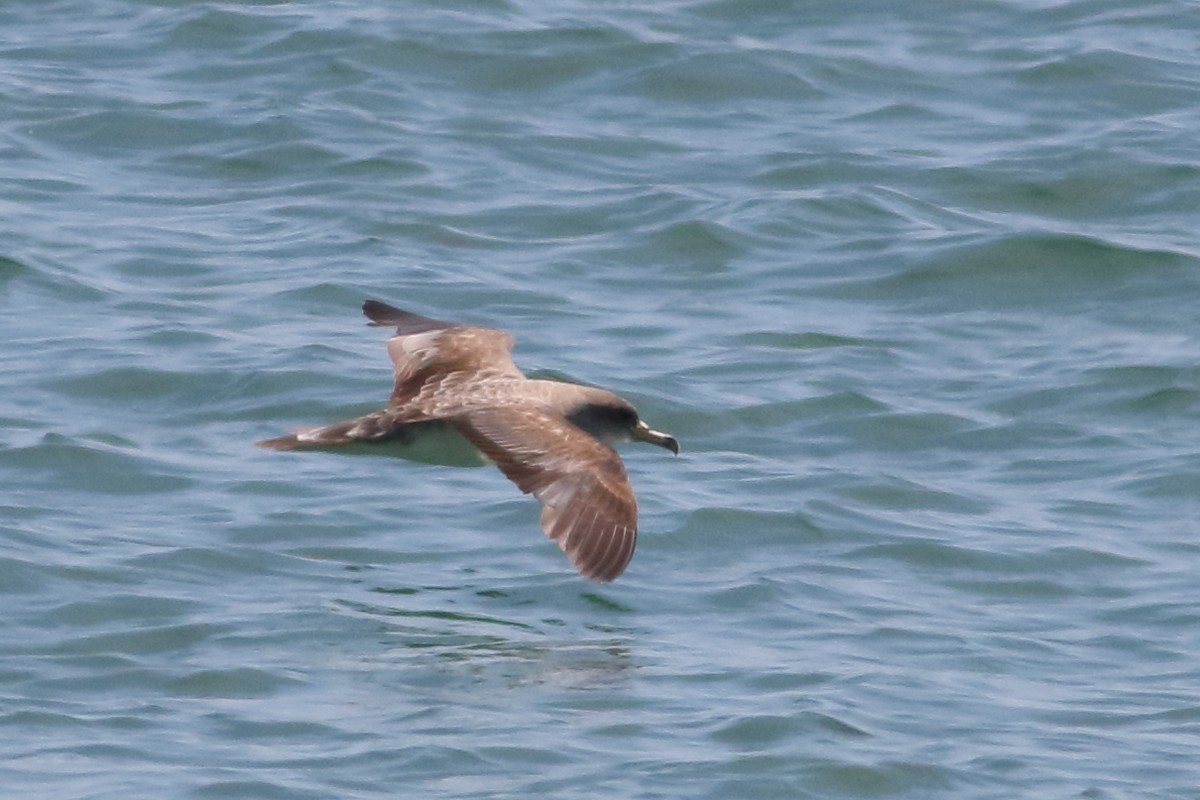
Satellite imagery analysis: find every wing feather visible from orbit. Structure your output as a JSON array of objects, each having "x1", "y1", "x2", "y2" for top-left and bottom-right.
[
  {"x1": 360, "y1": 300, "x2": 523, "y2": 410},
  {"x1": 454, "y1": 407, "x2": 639, "y2": 582}
]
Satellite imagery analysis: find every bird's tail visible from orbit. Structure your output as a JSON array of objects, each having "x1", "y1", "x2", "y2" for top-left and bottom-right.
[{"x1": 256, "y1": 411, "x2": 400, "y2": 451}]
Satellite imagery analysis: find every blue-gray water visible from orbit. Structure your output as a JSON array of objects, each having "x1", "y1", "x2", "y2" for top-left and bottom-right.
[{"x1": 3, "y1": 1, "x2": 1200, "y2": 798}]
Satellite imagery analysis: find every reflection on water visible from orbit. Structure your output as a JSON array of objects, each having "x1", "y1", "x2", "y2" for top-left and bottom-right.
[{"x1": 335, "y1": 589, "x2": 636, "y2": 691}]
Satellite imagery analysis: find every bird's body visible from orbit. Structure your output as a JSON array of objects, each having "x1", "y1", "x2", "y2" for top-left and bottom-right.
[{"x1": 257, "y1": 300, "x2": 678, "y2": 582}]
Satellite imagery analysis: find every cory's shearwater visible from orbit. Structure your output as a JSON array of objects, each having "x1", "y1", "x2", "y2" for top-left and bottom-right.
[{"x1": 257, "y1": 299, "x2": 679, "y2": 582}]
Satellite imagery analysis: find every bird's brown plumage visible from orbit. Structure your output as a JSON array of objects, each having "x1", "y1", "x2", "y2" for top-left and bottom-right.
[{"x1": 257, "y1": 299, "x2": 677, "y2": 582}]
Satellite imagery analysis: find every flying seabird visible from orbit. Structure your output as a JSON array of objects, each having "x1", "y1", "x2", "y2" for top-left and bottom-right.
[{"x1": 257, "y1": 299, "x2": 679, "y2": 582}]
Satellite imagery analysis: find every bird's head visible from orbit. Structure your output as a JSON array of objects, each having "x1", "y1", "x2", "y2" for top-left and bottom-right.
[{"x1": 566, "y1": 390, "x2": 679, "y2": 455}]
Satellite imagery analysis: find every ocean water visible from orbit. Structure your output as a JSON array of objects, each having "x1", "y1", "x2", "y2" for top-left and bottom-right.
[{"x1": 3, "y1": 1, "x2": 1200, "y2": 798}]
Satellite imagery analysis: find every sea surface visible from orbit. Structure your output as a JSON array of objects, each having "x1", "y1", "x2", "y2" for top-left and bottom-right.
[{"x1": 3, "y1": 1, "x2": 1200, "y2": 798}]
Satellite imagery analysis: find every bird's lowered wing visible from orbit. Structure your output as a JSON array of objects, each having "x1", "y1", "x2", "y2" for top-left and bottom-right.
[{"x1": 453, "y1": 406, "x2": 639, "y2": 582}]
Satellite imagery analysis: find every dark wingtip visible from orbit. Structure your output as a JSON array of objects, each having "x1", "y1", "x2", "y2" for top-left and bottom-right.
[
  {"x1": 362, "y1": 299, "x2": 397, "y2": 326},
  {"x1": 361, "y1": 299, "x2": 453, "y2": 333}
]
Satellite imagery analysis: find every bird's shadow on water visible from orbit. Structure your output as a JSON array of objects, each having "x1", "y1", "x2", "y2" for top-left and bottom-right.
[{"x1": 331, "y1": 579, "x2": 639, "y2": 691}]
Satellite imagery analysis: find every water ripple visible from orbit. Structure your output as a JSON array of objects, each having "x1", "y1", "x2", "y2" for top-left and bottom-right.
[{"x1": 4, "y1": 0, "x2": 1200, "y2": 798}]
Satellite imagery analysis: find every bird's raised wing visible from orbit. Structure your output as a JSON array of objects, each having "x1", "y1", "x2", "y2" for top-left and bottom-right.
[
  {"x1": 453, "y1": 406, "x2": 639, "y2": 582},
  {"x1": 362, "y1": 300, "x2": 523, "y2": 409}
]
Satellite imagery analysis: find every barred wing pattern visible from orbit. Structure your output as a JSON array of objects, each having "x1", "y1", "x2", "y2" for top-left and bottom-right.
[{"x1": 455, "y1": 406, "x2": 638, "y2": 582}]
